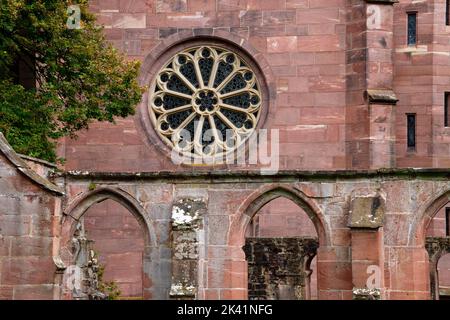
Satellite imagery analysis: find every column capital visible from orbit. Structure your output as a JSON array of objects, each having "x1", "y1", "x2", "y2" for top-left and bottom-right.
[{"x1": 348, "y1": 195, "x2": 385, "y2": 229}]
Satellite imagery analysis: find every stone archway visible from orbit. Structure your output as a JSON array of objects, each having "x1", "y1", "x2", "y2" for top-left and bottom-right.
[
  {"x1": 414, "y1": 189, "x2": 450, "y2": 299},
  {"x1": 229, "y1": 185, "x2": 330, "y2": 247},
  {"x1": 228, "y1": 184, "x2": 330, "y2": 300},
  {"x1": 58, "y1": 187, "x2": 157, "y2": 299},
  {"x1": 425, "y1": 237, "x2": 450, "y2": 300},
  {"x1": 410, "y1": 190, "x2": 450, "y2": 246}
]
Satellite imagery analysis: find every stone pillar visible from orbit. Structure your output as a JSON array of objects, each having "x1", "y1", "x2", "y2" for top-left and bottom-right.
[
  {"x1": 348, "y1": 195, "x2": 386, "y2": 300},
  {"x1": 368, "y1": 92, "x2": 397, "y2": 169},
  {"x1": 365, "y1": 0, "x2": 398, "y2": 169},
  {"x1": 243, "y1": 238, "x2": 318, "y2": 300},
  {"x1": 345, "y1": 0, "x2": 398, "y2": 169},
  {"x1": 169, "y1": 198, "x2": 206, "y2": 300}
]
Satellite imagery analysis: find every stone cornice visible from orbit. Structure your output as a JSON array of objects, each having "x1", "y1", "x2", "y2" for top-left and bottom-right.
[{"x1": 57, "y1": 168, "x2": 450, "y2": 183}]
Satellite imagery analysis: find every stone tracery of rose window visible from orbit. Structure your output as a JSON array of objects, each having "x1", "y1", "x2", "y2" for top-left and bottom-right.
[{"x1": 149, "y1": 46, "x2": 262, "y2": 159}]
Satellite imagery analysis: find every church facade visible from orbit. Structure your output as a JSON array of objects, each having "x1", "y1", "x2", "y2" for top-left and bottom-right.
[{"x1": 1, "y1": 0, "x2": 450, "y2": 300}]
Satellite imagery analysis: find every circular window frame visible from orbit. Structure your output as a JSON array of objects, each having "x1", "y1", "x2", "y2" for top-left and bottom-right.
[{"x1": 138, "y1": 36, "x2": 274, "y2": 166}]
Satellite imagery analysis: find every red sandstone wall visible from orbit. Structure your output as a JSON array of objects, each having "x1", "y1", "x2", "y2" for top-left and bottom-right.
[
  {"x1": 83, "y1": 199, "x2": 145, "y2": 298},
  {"x1": 393, "y1": 0, "x2": 433, "y2": 167},
  {"x1": 56, "y1": 0, "x2": 450, "y2": 172},
  {"x1": 61, "y1": 0, "x2": 348, "y2": 172},
  {"x1": 0, "y1": 153, "x2": 58, "y2": 299},
  {"x1": 393, "y1": 0, "x2": 450, "y2": 167}
]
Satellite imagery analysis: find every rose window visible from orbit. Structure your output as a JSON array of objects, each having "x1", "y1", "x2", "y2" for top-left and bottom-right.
[{"x1": 149, "y1": 46, "x2": 262, "y2": 158}]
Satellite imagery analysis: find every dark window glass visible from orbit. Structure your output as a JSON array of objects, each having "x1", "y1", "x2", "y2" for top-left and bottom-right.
[
  {"x1": 407, "y1": 13, "x2": 417, "y2": 46},
  {"x1": 447, "y1": 0, "x2": 450, "y2": 26},
  {"x1": 12, "y1": 55, "x2": 36, "y2": 90},
  {"x1": 407, "y1": 114, "x2": 416, "y2": 149},
  {"x1": 445, "y1": 93, "x2": 450, "y2": 127},
  {"x1": 446, "y1": 208, "x2": 450, "y2": 237}
]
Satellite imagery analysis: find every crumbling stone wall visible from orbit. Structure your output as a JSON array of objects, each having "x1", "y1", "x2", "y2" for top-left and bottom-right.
[
  {"x1": 169, "y1": 198, "x2": 206, "y2": 299},
  {"x1": 245, "y1": 197, "x2": 319, "y2": 299},
  {"x1": 244, "y1": 238, "x2": 318, "y2": 300},
  {"x1": 66, "y1": 220, "x2": 105, "y2": 300}
]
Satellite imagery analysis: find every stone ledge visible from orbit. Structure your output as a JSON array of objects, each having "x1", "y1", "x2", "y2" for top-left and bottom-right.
[
  {"x1": 366, "y1": 89, "x2": 398, "y2": 105},
  {"x1": 366, "y1": 0, "x2": 399, "y2": 4}
]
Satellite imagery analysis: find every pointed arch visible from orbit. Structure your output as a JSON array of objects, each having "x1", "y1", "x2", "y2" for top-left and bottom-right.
[
  {"x1": 410, "y1": 189, "x2": 450, "y2": 246},
  {"x1": 228, "y1": 184, "x2": 330, "y2": 247},
  {"x1": 58, "y1": 187, "x2": 158, "y2": 299},
  {"x1": 61, "y1": 187, "x2": 156, "y2": 249}
]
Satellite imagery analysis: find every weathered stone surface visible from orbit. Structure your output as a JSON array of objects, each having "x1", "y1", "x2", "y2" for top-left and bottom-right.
[
  {"x1": 349, "y1": 196, "x2": 385, "y2": 229},
  {"x1": 169, "y1": 198, "x2": 206, "y2": 299},
  {"x1": 353, "y1": 288, "x2": 382, "y2": 300},
  {"x1": 243, "y1": 237, "x2": 318, "y2": 300},
  {"x1": 366, "y1": 89, "x2": 398, "y2": 104}
]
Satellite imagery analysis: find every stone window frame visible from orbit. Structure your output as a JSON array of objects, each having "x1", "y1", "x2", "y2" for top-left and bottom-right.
[
  {"x1": 148, "y1": 45, "x2": 263, "y2": 161},
  {"x1": 137, "y1": 31, "x2": 275, "y2": 167}
]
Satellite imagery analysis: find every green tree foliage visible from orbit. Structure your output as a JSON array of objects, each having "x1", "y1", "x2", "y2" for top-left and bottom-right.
[
  {"x1": 97, "y1": 264, "x2": 122, "y2": 300},
  {"x1": 0, "y1": 0, "x2": 144, "y2": 162}
]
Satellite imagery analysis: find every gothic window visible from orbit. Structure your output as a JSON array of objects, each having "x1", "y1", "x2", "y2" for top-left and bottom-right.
[
  {"x1": 148, "y1": 46, "x2": 262, "y2": 159},
  {"x1": 407, "y1": 12, "x2": 417, "y2": 46},
  {"x1": 407, "y1": 114, "x2": 416, "y2": 150},
  {"x1": 447, "y1": 0, "x2": 450, "y2": 26},
  {"x1": 445, "y1": 93, "x2": 450, "y2": 127},
  {"x1": 446, "y1": 208, "x2": 450, "y2": 237}
]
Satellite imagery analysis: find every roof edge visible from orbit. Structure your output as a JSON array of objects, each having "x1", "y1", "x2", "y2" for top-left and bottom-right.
[{"x1": 0, "y1": 133, "x2": 64, "y2": 195}]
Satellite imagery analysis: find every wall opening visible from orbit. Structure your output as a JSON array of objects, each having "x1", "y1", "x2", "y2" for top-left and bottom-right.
[
  {"x1": 81, "y1": 198, "x2": 145, "y2": 299},
  {"x1": 61, "y1": 189, "x2": 157, "y2": 300},
  {"x1": 407, "y1": 12, "x2": 417, "y2": 46},
  {"x1": 437, "y1": 253, "x2": 450, "y2": 300},
  {"x1": 407, "y1": 113, "x2": 416, "y2": 150},
  {"x1": 446, "y1": 0, "x2": 450, "y2": 26},
  {"x1": 243, "y1": 197, "x2": 319, "y2": 300},
  {"x1": 425, "y1": 203, "x2": 450, "y2": 300},
  {"x1": 444, "y1": 93, "x2": 450, "y2": 127}
]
